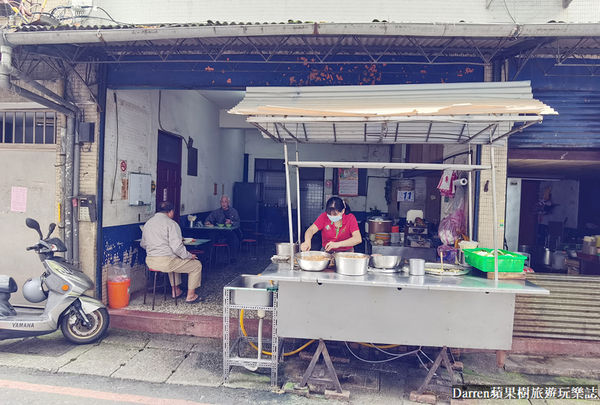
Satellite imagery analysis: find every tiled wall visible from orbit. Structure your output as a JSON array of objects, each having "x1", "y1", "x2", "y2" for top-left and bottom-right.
[{"x1": 477, "y1": 145, "x2": 508, "y2": 249}]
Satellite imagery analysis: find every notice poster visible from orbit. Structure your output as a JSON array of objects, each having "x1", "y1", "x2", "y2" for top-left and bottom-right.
[
  {"x1": 11, "y1": 186, "x2": 27, "y2": 212},
  {"x1": 338, "y1": 168, "x2": 359, "y2": 196}
]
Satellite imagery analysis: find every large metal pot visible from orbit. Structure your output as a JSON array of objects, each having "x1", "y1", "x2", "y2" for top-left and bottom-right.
[
  {"x1": 370, "y1": 254, "x2": 402, "y2": 269},
  {"x1": 367, "y1": 217, "x2": 392, "y2": 234},
  {"x1": 335, "y1": 252, "x2": 369, "y2": 276},
  {"x1": 296, "y1": 251, "x2": 331, "y2": 272},
  {"x1": 275, "y1": 242, "x2": 298, "y2": 257},
  {"x1": 551, "y1": 251, "x2": 567, "y2": 270}
]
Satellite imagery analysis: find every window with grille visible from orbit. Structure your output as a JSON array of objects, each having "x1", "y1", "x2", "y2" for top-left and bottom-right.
[{"x1": 0, "y1": 111, "x2": 57, "y2": 145}]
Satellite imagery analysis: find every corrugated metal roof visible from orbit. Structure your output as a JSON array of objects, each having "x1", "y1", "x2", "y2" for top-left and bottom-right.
[
  {"x1": 229, "y1": 81, "x2": 556, "y2": 145},
  {"x1": 510, "y1": 90, "x2": 600, "y2": 148}
]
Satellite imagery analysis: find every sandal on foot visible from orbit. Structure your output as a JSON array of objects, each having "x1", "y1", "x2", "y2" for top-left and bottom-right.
[{"x1": 185, "y1": 295, "x2": 203, "y2": 304}]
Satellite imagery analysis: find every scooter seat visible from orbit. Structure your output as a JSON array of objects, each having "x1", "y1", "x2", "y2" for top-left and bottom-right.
[{"x1": 0, "y1": 275, "x2": 17, "y2": 293}]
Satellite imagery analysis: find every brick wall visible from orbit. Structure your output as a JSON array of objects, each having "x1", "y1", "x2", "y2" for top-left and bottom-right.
[{"x1": 67, "y1": 65, "x2": 101, "y2": 293}]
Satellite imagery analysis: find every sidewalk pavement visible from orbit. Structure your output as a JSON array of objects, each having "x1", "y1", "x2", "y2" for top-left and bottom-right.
[{"x1": 0, "y1": 328, "x2": 599, "y2": 404}]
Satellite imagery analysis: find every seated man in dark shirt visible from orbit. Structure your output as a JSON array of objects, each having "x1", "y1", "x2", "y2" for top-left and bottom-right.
[
  {"x1": 205, "y1": 195, "x2": 240, "y2": 226},
  {"x1": 205, "y1": 195, "x2": 241, "y2": 261}
]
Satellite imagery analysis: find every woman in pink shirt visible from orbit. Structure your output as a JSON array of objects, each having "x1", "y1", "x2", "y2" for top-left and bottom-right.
[{"x1": 300, "y1": 197, "x2": 362, "y2": 253}]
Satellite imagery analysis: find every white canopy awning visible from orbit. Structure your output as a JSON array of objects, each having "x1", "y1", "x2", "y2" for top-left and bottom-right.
[{"x1": 229, "y1": 81, "x2": 557, "y2": 145}]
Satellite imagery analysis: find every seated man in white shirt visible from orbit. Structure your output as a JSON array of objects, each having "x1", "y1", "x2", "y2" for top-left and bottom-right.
[{"x1": 141, "y1": 201, "x2": 203, "y2": 303}]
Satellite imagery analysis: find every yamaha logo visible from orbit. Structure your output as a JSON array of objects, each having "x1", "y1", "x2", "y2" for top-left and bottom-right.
[{"x1": 12, "y1": 322, "x2": 34, "y2": 328}]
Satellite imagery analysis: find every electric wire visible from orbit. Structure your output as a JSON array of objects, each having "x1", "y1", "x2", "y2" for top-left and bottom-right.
[
  {"x1": 344, "y1": 341, "x2": 414, "y2": 364},
  {"x1": 502, "y1": 0, "x2": 517, "y2": 23},
  {"x1": 239, "y1": 309, "x2": 315, "y2": 357},
  {"x1": 109, "y1": 92, "x2": 119, "y2": 203}
]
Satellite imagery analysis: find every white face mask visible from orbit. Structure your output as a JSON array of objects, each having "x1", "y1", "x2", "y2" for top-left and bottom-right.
[{"x1": 327, "y1": 214, "x2": 342, "y2": 222}]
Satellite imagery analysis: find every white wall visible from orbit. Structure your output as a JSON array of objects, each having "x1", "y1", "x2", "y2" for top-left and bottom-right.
[
  {"x1": 244, "y1": 129, "x2": 390, "y2": 212},
  {"x1": 102, "y1": 90, "x2": 245, "y2": 227},
  {"x1": 0, "y1": 148, "x2": 56, "y2": 306},
  {"x1": 96, "y1": 0, "x2": 599, "y2": 24}
]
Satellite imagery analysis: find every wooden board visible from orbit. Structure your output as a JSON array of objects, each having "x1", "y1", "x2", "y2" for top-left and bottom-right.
[{"x1": 486, "y1": 271, "x2": 526, "y2": 280}]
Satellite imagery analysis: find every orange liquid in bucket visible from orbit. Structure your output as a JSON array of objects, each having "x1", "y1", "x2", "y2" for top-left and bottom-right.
[{"x1": 107, "y1": 278, "x2": 130, "y2": 309}]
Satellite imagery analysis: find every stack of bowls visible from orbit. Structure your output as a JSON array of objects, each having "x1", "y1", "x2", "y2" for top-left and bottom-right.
[{"x1": 374, "y1": 233, "x2": 391, "y2": 246}]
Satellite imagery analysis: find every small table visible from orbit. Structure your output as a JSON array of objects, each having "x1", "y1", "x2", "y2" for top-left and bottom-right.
[
  {"x1": 184, "y1": 225, "x2": 242, "y2": 258},
  {"x1": 184, "y1": 238, "x2": 211, "y2": 247}
]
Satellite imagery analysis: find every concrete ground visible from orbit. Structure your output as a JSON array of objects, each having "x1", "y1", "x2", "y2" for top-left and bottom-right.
[
  {"x1": 0, "y1": 327, "x2": 599, "y2": 404},
  {"x1": 28, "y1": 243, "x2": 595, "y2": 403},
  {"x1": 124, "y1": 240, "x2": 276, "y2": 317}
]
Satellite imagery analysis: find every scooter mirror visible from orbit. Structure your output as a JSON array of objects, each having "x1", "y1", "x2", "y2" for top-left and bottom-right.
[
  {"x1": 46, "y1": 223, "x2": 56, "y2": 239},
  {"x1": 25, "y1": 218, "x2": 43, "y2": 239}
]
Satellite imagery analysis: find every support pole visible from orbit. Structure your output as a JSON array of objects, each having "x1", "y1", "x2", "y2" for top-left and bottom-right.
[
  {"x1": 467, "y1": 144, "x2": 473, "y2": 240},
  {"x1": 490, "y1": 145, "x2": 499, "y2": 284},
  {"x1": 295, "y1": 148, "x2": 302, "y2": 245},
  {"x1": 284, "y1": 143, "x2": 294, "y2": 270}
]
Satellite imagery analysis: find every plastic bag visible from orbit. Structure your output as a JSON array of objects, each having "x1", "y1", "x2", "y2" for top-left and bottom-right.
[
  {"x1": 438, "y1": 187, "x2": 466, "y2": 246},
  {"x1": 108, "y1": 263, "x2": 130, "y2": 283}
]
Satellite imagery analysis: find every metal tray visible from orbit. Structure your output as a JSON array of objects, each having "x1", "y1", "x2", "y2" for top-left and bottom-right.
[{"x1": 424, "y1": 262, "x2": 471, "y2": 276}]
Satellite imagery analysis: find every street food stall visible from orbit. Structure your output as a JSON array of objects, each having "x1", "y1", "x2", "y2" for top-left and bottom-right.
[{"x1": 224, "y1": 81, "x2": 555, "y2": 396}]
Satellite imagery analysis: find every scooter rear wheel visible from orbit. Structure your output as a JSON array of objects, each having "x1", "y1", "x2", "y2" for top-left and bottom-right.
[{"x1": 60, "y1": 307, "x2": 110, "y2": 344}]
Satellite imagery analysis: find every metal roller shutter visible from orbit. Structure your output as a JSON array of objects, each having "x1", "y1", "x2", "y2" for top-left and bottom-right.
[{"x1": 514, "y1": 274, "x2": 600, "y2": 341}]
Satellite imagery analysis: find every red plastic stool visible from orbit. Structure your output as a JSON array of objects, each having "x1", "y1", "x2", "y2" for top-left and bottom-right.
[
  {"x1": 241, "y1": 238, "x2": 258, "y2": 258},
  {"x1": 211, "y1": 243, "x2": 230, "y2": 267}
]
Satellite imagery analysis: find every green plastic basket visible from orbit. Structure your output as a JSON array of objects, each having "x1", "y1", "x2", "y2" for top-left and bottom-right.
[{"x1": 463, "y1": 248, "x2": 526, "y2": 273}]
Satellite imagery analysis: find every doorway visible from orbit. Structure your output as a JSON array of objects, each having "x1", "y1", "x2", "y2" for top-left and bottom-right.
[{"x1": 156, "y1": 131, "x2": 182, "y2": 220}]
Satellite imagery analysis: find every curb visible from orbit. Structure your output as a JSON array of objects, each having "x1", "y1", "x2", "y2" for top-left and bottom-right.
[{"x1": 108, "y1": 308, "x2": 271, "y2": 338}]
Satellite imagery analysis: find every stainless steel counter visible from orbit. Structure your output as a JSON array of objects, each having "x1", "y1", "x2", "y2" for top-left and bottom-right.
[
  {"x1": 259, "y1": 262, "x2": 548, "y2": 295},
  {"x1": 256, "y1": 262, "x2": 548, "y2": 350}
]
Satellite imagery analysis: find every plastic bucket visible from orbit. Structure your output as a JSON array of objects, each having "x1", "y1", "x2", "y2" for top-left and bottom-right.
[{"x1": 107, "y1": 278, "x2": 130, "y2": 309}]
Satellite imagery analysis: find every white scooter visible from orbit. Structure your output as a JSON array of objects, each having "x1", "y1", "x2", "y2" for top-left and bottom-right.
[{"x1": 0, "y1": 218, "x2": 109, "y2": 344}]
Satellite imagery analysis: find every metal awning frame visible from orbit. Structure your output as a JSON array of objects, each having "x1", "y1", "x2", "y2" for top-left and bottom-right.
[
  {"x1": 249, "y1": 117, "x2": 542, "y2": 145},
  {"x1": 282, "y1": 125, "x2": 508, "y2": 283}
]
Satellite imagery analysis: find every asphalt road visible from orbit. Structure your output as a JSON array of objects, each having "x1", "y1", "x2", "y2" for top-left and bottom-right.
[{"x1": 0, "y1": 367, "x2": 332, "y2": 405}]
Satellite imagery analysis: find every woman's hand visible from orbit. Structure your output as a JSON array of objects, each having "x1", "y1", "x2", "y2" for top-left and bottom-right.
[
  {"x1": 324, "y1": 241, "x2": 340, "y2": 252},
  {"x1": 300, "y1": 241, "x2": 311, "y2": 252}
]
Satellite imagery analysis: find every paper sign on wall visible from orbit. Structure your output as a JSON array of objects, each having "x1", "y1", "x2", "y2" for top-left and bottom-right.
[
  {"x1": 338, "y1": 168, "x2": 358, "y2": 196},
  {"x1": 10, "y1": 186, "x2": 27, "y2": 212}
]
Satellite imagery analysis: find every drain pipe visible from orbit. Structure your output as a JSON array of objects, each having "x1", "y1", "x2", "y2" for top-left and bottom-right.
[
  {"x1": 243, "y1": 309, "x2": 265, "y2": 371},
  {"x1": 72, "y1": 119, "x2": 80, "y2": 266},
  {"x1": 64, "y1": 115, "x2": 75, "y2": 262}
]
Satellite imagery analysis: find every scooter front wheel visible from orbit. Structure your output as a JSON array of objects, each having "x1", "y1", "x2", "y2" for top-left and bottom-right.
[{"x1": 60, "y1": 307, "x2": 110, "y2": 344}]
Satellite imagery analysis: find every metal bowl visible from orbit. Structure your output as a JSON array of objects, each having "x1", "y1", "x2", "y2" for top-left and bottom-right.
[
  {"x1": 370, "y1": 254, "x2": 402, "y2": 269},
  {"x1": 296, "y1": 251, "x2": 331, "y2": 271},
  {"x1": 335, "y1": 252, "x2": 369, "y2": 276}
]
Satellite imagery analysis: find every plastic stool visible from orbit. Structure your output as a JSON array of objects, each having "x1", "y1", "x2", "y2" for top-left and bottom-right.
[
  {"x1": 253, "y1": 232, "x2": 265, "y2": 254},
  {"x1": 211, "y1": 243, "x2": 231, "y2": 267},
  {"x1": 241, "y1": 238, "x2": 258, "y2": 258},
  {"x1": 143, "y1": 267, "x2": 177, "y2": 310},
  {"x1": 188, "y1": 249, "x2": 210, "y2": 270}
]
